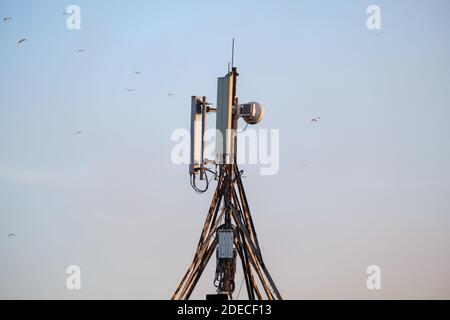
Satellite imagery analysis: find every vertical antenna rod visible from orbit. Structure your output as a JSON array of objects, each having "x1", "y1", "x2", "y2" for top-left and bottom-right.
[{"x1": 231, "y1": 38, "x2": 235, "y2": 69}]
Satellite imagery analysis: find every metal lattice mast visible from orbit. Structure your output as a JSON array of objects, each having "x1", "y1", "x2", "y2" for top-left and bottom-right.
[{"x1": 172, "y1": 44, "x2": 281, "y2": 300}]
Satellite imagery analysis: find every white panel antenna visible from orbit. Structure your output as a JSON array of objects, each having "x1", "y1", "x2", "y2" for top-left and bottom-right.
[
  {"x1": 215, "y1": 75, "x2": 235, "y2": 165},
  {"x1": 189, "y1": 96, "x2": 202, "y2": 175}
]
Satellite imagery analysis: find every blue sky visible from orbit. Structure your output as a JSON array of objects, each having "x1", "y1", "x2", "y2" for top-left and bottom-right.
[{"x1": 1, "y1": 0, "x2": 450, "y2": 299}]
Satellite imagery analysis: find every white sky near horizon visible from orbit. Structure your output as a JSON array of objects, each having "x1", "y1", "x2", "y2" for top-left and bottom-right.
[{"x1": 1, "y1": 0, "x2": 450, "y2": 299}]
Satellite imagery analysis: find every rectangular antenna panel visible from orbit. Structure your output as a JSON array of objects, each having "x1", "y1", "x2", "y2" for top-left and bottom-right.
[
  {"x1": 190, "y1": 96, "x2": 202, "y2": 174},
  {"x1": 215, "y1": 75, "x2": 234, "y2": 164}
]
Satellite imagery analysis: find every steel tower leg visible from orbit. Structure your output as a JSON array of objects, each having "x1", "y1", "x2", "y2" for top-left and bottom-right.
[{"x1": 171, "y1": 164, "x2": 282, "y2": 300}]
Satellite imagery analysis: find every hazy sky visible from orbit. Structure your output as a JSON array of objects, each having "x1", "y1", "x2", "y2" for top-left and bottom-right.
[{"x1": 1, "y1": 0, "x2": 449, "y2": 299}]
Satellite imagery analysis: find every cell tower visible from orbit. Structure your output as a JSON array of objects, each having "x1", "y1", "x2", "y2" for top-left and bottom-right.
[{"x1": 172, "y1": 40, "x2": 282, "y2": 300}]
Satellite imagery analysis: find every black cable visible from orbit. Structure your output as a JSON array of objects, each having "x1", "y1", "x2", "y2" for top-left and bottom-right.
[
  {"x1": 190, "y1": 173, "x2": 208, "y2": 193},
  {"x1": 204, "y1": 167, "x2": 216, "y2": 175},
  {"x1": 236, "y1": 276, "x2": 245, "y2": 300},
  {"x1": 236, "y1": 122, "x2": 249, "y2": 133},
  {"x1": 190, "y1": 170, "x2": 216, "y2": 194},
  {"x1": 232, "y1": 169, "x2": 245, "y2": 183}
]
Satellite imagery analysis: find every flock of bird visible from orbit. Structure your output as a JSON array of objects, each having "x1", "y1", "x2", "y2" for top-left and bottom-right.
[
  {"x1": 2, "y1": 12, "x2": 176, "y2": 238},
  {"x1": 2, "y1": 13, "x2": 177, "y2": 141},
  {"x1": 3, "y1": 13, "x2": 177, "y2": 91}
]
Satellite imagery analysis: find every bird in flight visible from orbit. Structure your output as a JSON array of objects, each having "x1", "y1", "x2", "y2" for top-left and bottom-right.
[
  {"x1": 3, "y1": 17, "x2": 12, "y2": 22},
  {"x1": 131, "y1": 71, "x2": 141, "y2": 75},
  {"x1": 76, "y1": 130, "x2": 83, "y2": 135},
  {"x1": 125, "y1": 88, "x2": 136, "y2": 92},
  {"x1": 77, "y1": 49, "x2": 87, "y2": 53},
  {"x1": 168, "y1": 93, "x2": 175, "y2": 96},
  {"x1": 311, "y1": 116, "x2": 321, "y2": 123},
  {"x1": 17, "y1": 38, "x2": 28, "y2": 46},
  {"x1": 8, "y1": 233, "x2": 15, "y2": 238}
]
